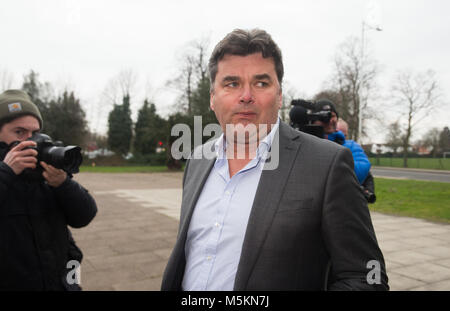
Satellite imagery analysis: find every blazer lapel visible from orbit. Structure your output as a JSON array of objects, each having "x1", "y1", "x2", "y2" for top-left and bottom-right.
[
  {"x1": 178, "y1": 153, "x2": 216, "y2": 240},
  {"x1": 163, "y1": 147, "x2": 216, "y2": 290},
  {"x1": 234, "y1": 122, "x2": 302, "y2": 290}
]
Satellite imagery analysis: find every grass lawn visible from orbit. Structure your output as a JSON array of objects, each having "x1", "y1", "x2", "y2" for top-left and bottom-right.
[
  {"x1": 369, "y1": 157, "x2": 450, "y2": 170},
  {"x1": 370, "y1": 178, "x2": 450, "y2": 224}
]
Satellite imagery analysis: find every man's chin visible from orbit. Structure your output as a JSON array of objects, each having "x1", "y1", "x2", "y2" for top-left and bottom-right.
[{"x1": 224, "y1": 123, "x2": 272, "y2": 145}]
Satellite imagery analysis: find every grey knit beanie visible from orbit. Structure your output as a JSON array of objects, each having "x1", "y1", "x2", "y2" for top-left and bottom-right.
[{"x1": 0, "y1": 89, "x2": 43, "y2": 128}]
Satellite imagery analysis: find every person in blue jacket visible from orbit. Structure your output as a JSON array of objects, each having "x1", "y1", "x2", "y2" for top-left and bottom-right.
[
  {"x1": 335, "y1": 119, "x2": 375, "y2": 202},
  {"x1": 312, "y1": 100, "x2": 371, "y2": 184},
  {"x1": 335, "y1": 119, "x2": 371, "y2": 184}
]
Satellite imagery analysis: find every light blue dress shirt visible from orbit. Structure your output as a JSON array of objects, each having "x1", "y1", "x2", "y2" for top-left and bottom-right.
[{"x1": 182, "y1": 119, "x2": 280, "y2": 291}]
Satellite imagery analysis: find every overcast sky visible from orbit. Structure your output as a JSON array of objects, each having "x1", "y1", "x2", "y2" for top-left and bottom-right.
[{"x1": 1, "y1": 0, "x2": 449, "y2": 143}]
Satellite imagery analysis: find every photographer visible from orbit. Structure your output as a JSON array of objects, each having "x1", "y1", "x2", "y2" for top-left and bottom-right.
[
  {"x1": 312, "y1": 99, "x2": 371, "y2": 185},
  {"x1": 0, "y1": 89, "x2": 97, "y2": 290},
  {"x1": 337, "y1": 119, "x2": 376, "y2": 203}
]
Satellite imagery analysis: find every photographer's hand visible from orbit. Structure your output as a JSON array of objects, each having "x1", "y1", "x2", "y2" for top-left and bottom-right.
[
  {"x1": 3, "y1": 141, "x2": 38, "y2": 175},
  {"x1": 41, "y1": 161, "x2": 67, "y2": 187}
]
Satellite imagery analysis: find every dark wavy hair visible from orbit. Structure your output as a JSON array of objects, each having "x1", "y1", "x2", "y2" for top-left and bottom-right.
[{"x1": 208, "y1": 29, "x2": 284, "y2": 91}]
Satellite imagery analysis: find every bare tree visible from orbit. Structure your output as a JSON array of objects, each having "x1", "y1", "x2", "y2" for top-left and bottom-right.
[
  {"x1": 94, "y1": 69, "x2": 139, "y2": 135},
  {"x1": 166, "y1": 37, "x2": 210, "y2": 115},
  {"x1": 102, "y1": 69, "x2": 138, "y2": 106},
  {"x1": 391, "y1": 69, "x2": 441, "y2": 167},
  {"x1": 117, "y1": 69, "x2": 138, "y2": 99},
  {"x1": 175, "y1": 58, "x2": 194, "y2": 114},
  {"x1": 420, "y1": 128, "x2": 441, "y2": 158},
  {"x1": 440, "y1": 126, "x2": 450, "y2": 153},
  {"x1": 385, "y1": 121, "x2": 403, "y2": 155},
  {"x1": 328, "y1": 36, "x2": 380, "y2": 142}
]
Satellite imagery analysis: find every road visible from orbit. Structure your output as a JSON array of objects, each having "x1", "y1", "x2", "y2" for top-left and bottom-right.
[{"x1": 372, "y1": 167, "x2": 450, "y2": 183}]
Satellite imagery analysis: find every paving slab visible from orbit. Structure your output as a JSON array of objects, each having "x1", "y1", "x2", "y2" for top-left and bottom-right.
[
  {"x1": 70, "y1": 172, "x2": 450, "y2": 291},
  {"x1": 393, "y1": 263, "x2": 450, "y2": 284},
  {"x1": 410, "y1": 279, "x2": 450, "y2": 291},
  {"x1": 385, "y1": 272, "x2": 427, "y2": 290}
]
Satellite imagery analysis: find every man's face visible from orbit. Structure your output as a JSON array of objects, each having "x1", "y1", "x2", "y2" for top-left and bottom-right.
[
  {"x1": 210, "y1": 52, "x2": 282, "y2": 141},
  {"x1": 336, "y1": 120, "x2": 348, "y2": 137},
  {"x1": 313, "y1": 111, "x2": 338, "y2": 134},
  {"x1": 0, "y1": 115, "x2": 40, "y2": 145}
]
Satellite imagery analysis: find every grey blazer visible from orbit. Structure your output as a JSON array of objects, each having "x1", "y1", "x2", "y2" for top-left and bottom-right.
[{"x1": 161, "y1": 121, "x2": 388, "y2": 291}]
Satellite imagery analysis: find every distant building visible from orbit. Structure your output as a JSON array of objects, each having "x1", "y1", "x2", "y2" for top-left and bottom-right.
[
  {"x1": 412, "y1": 145, "x2": 432, "y2": 155},
  {"x1": 84, "y1": 148, "x2": 115, "y2": 159},
  {"x1": 366, "y1": 143, "x2": 395, "y2": 154},
  {"x1": 86, "y1": 141, "x2": 98, "y2": 152}
]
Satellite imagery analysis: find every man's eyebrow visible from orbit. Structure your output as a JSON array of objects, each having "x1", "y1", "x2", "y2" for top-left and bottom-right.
[
  {"x1": 221, "y1": 75, "x2": 240, "y2": 83},
  {"x1": 254, "y1": 73, "x2": 273, "y2": 81},
  {"x1": 220, "y1": 74, "x2": 273, "y2": 83},
  {"x1": 13, "y1": 126, "x2": 37, "y2": 132}
]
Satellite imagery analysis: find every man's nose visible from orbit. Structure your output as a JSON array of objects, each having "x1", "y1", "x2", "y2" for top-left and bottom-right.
[{"x1": 239, "y1": 85, "x2": 254, "y2": 104}]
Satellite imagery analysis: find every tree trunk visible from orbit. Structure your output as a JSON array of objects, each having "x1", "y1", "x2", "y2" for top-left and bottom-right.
[{"x1": 403, "y1": 104, "x2": 413, "y2": 168}]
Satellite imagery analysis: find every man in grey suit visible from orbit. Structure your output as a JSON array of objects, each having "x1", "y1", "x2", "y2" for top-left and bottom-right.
[{"x1": 161, "y1": 28, "x2": 388, "y2": 291}]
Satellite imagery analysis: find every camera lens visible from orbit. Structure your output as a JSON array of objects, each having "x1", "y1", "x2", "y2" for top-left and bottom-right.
[
  {"x1": 42, "y1": 146, "x2": 83, "y2": 174},
  {"x1": 62, "y1": 146, "x2": 83, "y2": 173}
]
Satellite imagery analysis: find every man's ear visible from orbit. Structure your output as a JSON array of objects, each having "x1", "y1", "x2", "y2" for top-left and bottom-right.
[
  {"x1": 210, "y1": 91, "x2": 215, "y2": 111},
  {"x1": 277, "y1": 89, "x2": 283, "y2": 109}
]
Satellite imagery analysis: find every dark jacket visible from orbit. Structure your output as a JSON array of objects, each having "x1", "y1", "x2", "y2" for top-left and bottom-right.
[
  {"x1": 0, "y1": 142, "x2": 97, "y2": 290},
  {"x1": 162, "y1": 122, "x2": 388, "y2": 291}
]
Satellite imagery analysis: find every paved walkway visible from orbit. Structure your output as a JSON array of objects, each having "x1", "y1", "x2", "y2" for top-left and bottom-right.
[{"x1": 71, "y1": 172, "x2": 450, "y2": 291}]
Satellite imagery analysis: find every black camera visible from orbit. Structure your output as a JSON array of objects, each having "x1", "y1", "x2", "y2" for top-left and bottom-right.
[
  {"x1": 10, "y1": 133, "x2": 83, "y2": 178},
  {"x1": 361, "y1": 172, "x2": 376, "y2": 204},
  {"x1": 289, "y1": 99, "x2": 332, "y2": 139},
  {"x1": 363, "y1": 189, "x2": 377, "y2": 204}
]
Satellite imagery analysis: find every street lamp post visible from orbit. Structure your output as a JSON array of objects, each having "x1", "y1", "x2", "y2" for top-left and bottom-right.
[{"x1": 358, "y1": 21, "x2": 382, "y2": 142}]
